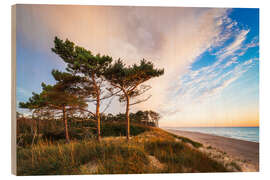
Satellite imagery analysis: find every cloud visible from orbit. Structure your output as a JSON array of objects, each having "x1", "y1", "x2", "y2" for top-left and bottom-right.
[
  {"x1": 165, "y1": 52, "x2": 257, "y2": 121},
  {"x1": 174, "y1": 27, "x2": 257, "y2": 100},
  {"x1": 224, "y1": 57, "x2": 238, "y2": 68},
  {"x1": 160, "y1": 17, "x2": 258, "y2": 122},
  {"x1": 215, "y1": 29, "x2": 249, "y2": 60}
]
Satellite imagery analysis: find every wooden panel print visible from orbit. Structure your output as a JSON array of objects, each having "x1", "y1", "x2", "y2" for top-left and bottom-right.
[{"x1": 11, "y1": 4, "x2": 259, "y2": 175}]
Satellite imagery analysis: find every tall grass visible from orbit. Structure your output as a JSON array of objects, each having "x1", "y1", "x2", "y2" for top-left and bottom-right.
[
  {"x1": 160, "y1": 130, "x2": 202, "y2": 148},
  {"x1": 17, "y1": 140, "x2": 154, "y2": 175},
  {"x1": 17, "y1": 122, "x2": 230, "y2": 175},
  {"x1": 144, "y1": 139, "x2": 227, "y2": 173}
]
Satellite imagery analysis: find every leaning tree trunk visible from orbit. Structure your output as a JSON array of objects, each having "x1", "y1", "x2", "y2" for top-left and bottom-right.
[
  {"x1": 125, "y1": 95, "x2": 130, "y2": 140},
  {"x1": 63, "y1": 106, "x2": 70, "y2": 143}
]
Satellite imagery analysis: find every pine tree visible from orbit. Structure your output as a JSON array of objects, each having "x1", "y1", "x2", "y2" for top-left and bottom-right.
[
  {"x1": 19, "y1": 70, "x2": 87, "y2": 143},
  {"x1": 51, "y1": 37, "x2": 114, "y2": 141},
  {"x1": 104, "y1": 59, "x2": 164, "y2": 140}
]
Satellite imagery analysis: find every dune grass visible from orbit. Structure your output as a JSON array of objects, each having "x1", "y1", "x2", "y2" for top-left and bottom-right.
[
  {"x1": 17, "y1": 140, "x2": 153, "y2": 175},
  {"x1": 161, "y1": 130, "x2": 202, "y2": 148},
  {"x1": 17, "y1": 128, "x2": 228, "y2": 175},
  {"x1": 144, "y1": 139, "x2": 227, "y2": 172}
]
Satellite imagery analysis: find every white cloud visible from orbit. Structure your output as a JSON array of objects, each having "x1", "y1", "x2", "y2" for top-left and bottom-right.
[
  {"x1": 160, "y1": 49, "x2": 257, "y2": 125},
  {"x1": 224, "y1": 57, "x2": 238, "y2": 68},
  {"x1": 215, "y1": 29, "x2": 249, "y2": 60}
]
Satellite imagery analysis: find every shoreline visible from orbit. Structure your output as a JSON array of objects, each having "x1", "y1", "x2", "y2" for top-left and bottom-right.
[
  {"x1": 162, "y1": 128, "x2": 259, "y2": 171},
  {"x1": 164, "y1": 127, "x2": 259, "y2": 143}
]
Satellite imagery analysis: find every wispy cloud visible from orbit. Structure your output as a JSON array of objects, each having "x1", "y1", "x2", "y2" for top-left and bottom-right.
[{"x1": 161, "y1": 21, "x2": 258, "y2": 119}]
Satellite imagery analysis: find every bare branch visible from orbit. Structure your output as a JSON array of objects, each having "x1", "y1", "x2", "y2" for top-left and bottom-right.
[
  {"x1": 130, "y1": 95, "x2": 152, "y2": 106},
  {"x1": 74, "y1": 107, "x2": 96, "y2": 117},
  {"x1": 101, "y1": 96, "x2": 114, "y2": 114},
  {"x1": 127, "y1": 77, "x2": 151, "y2": 93},
  {"x1": 86, "y1": 88, "x2": 121, "y2": 102},
  {"x1": 132, "y1": 85, "x2": 152, "y2": 97}
]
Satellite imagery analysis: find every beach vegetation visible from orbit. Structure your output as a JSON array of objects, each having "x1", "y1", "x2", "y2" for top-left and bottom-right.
[
  {"x1": 17, "y1": 128, "x2": 228, "y2": 175},
  {"x1": 163, "y1": 131, "x2": 202, "y2": 148}
]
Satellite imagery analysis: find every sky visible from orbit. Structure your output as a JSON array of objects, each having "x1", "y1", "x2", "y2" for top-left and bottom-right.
[{"x1": 16, "y1": 5, "x2": 259, "y2": 127}]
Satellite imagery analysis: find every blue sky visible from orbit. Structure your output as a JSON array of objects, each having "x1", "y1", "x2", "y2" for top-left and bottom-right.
[{"x1": 16, "y1": 5, "x2": 259, "y2": 127}]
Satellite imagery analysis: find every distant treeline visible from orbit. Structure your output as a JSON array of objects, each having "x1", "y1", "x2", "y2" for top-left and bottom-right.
[{"x1": 17, "y1": 110, "x2": 160, "y2": 129}]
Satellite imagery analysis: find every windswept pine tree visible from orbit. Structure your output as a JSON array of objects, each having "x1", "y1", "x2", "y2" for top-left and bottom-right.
[
  {"x1": 20, "y1": 70, "x2": 88, "y2": 143},
  {"x1": 104, "y1": 59, "x2": 164, "y2": 140},
  {"x1": 51, "y1": 37, "x2": 114, "y2": 141}
]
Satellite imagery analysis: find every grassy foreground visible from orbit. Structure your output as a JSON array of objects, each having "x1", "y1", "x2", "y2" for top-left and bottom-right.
[{"x1": 17, "y1": 127, "x2": 229, "y2": 175}]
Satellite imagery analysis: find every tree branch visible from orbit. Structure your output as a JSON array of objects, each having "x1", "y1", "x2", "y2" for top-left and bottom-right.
[
  {"x1": 101, "y1": 96, "x2": 114, "y2": 114},
  {"x1": 127, "y1": 77, "x2": 150, "y2": 93},
  {"x1": 130, "y1": 95, "x2": 152, "y2": 106},
  {"x1": 74, "y1": 107, "x2": 96, "y2": 117}
]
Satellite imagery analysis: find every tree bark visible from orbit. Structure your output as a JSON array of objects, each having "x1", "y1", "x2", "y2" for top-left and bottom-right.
[
  {"x1": 92, "y1": 73, "x2": 101, "y2": 142},
  {"x1": 63, "y1": 106, "x2": 70, "y2": 143},
  {"x1": 125, "y1": 94, "x2": 130, "y2": 140},
  {"x1": 96, "y1": 91, "x2": 101, "y2": 141},
  {"x1": 37, "y1": 117, "x2": 40, "y2": 135}
]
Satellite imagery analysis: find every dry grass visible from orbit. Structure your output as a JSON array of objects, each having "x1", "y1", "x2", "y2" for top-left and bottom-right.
[{"x1": 17, "y1": 128, "x2": 230, "y2": 175}]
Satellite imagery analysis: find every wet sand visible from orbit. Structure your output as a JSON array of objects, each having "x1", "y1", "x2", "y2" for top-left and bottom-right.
[{"x1": 163, "y1": 128, "x2": 259, "y2": 171}]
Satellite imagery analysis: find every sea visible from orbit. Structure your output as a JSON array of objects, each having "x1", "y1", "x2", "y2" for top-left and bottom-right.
[{"x1": 166, "y1": 127, "x2": 259, "y2": 143}]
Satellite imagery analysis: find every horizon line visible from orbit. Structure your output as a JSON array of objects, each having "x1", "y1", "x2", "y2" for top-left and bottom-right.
[{"x1": 160, "y1": 126, "x2": 259, "y2": 128}]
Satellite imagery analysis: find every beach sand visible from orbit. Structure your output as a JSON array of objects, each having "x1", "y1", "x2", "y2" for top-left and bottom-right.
[{"x1": 163, "y1": 128, "x2": 259, "y2": 172}]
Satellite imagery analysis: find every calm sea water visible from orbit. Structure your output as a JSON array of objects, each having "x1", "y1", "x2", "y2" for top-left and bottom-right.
[{"x1": 168, "y1": 127, "x2": 259, "y2": 142}]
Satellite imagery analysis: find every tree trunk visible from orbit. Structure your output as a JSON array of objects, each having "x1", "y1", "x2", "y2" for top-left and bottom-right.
[
  {"x1": 37, "y1": 117, "x2": 40, "y2": 135},
  {"x1": 63, "y1": 106, "x2": 70, "y2": 143},
  {"x1": 96, "y1": 91, "x2": 101, "y2": 141},
  {"x1": 92, "y1": 73, "x2": 101, "y2": 142},
  {"x1": 125, "y1": 95, "x2": 130, "y2": 140}
]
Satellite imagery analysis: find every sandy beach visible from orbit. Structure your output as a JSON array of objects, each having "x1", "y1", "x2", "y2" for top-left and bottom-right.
[{"x1": 163, "y1": 128, "x2": 259, "y2": 172}]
